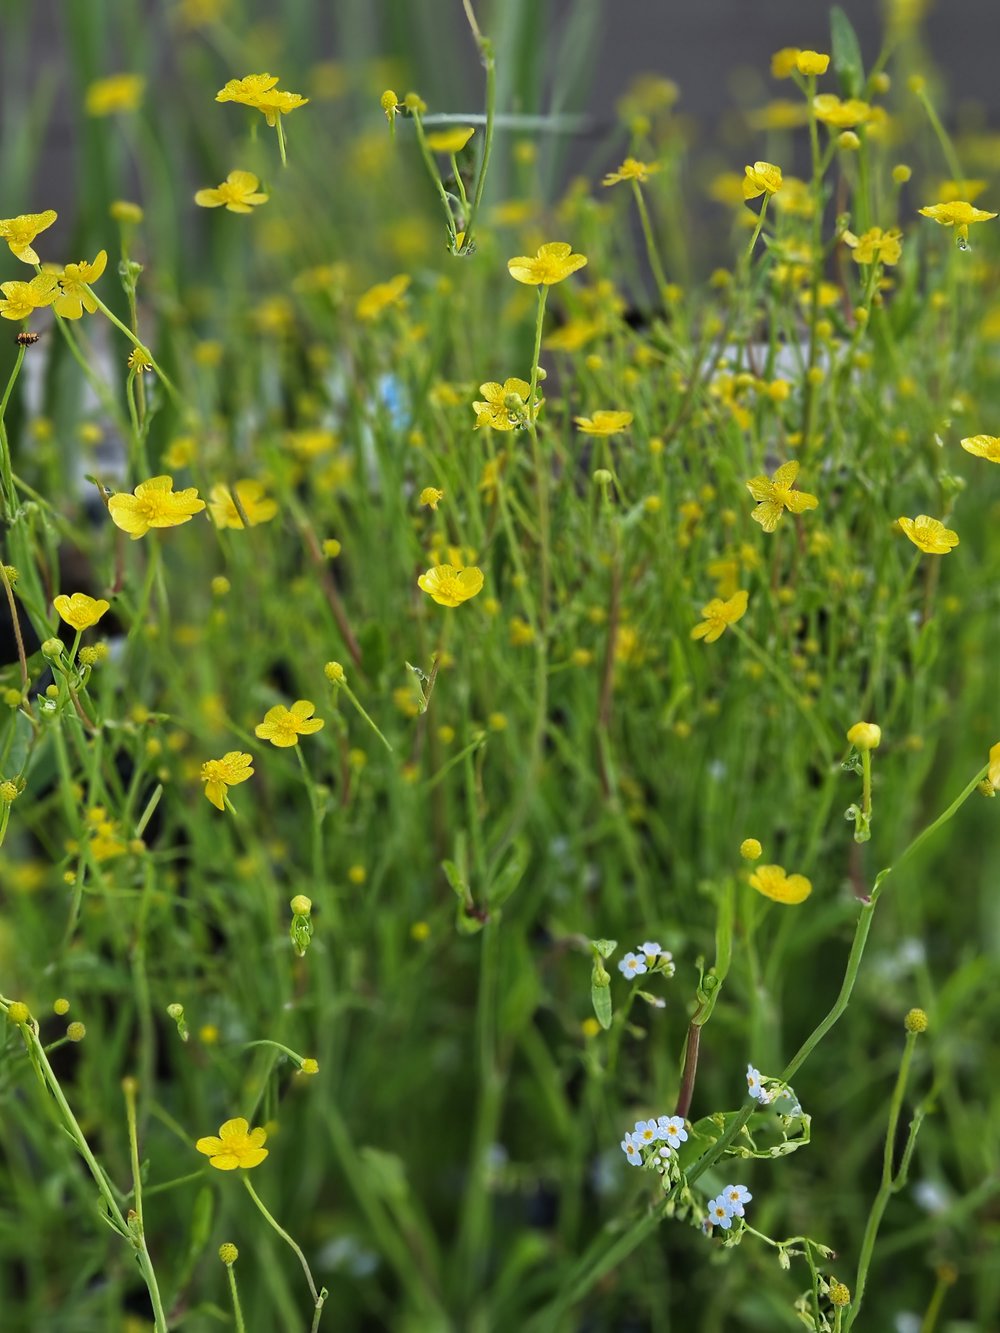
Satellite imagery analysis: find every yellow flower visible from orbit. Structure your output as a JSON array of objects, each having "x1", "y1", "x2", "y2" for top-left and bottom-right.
[
  {"x1": 602, "y1": 157, "x2": 659, "y2": 186},
  {"x1": 253, "y1": 88, "x2": 309, "y2": 127},
  {"x1": 989, "y1": 741, "x2": 1000, "y2": 791},
  {"x1": 85, "y1": 74, "x2": 144, "y2": 116},
  {"x1": 813, "y1": 95, "x2": 871, "y2": 128},
  {"x1": 200, "y1": 752, "x2": 254, "y2": 811},
  {"x1": 208, "y1": 480, "x2": 278, "y2": 529},
  {"x1": 742, "y1": 161, "x2": 783, "y2": 201},
  {"x1": 770, "y1": 47, "x2": 801, "y2": 79},
  {"x1": 110, "y1": 200, "x2": 144, "y2": 224},
  {"x1": 0, "y1": 210, "x2": 58, "y2": 264},
  {"x1": 749, "y1": 864, "x2": 812, "y2": 905},
  {"x1": 691, "y1": 589, "x2": 749, "y2": 643},
  {"x1": 419, "y1": 487, "x2": 444, "y2": 509},
  {"x1": 937, "y1": 178, "x2": 988, "y2": 204},
  {"x1": 960, "y1": 434, "x2": 1000, "y2": 463},
  {"x1": 847, "y1": 722, "x2": 882, "y2": 750},
  {"x1": 0, "y1": 273, "x2": 60, "y2": 321},
  {"x1": 896, "y1": 515, "x2": 959, "y2": 554},
  {"x1": 381, "y1": 89, "x2": 400, "y2": 122},
  {"x1": 194, "y1": 170, "x2": 269, "y2": 214},
  {"x1": 54, "y1": 251, "x2": 108, "y2": 319},
  {"x1": 544, "y1": 317, "x2": 604, "y2": 352},
  {"x1": 425, "y1": 126, "x2": 475, "y2": 153},
  {"x1": 473, "y1": 378, "x2": 532, "y2": 431},
  {"x1": 255, "y1": 701, "x2": 324, "y2": 747},
  {"x1": 574, "y1": 410, "x2": 634, "y2": 436},
  {"x1": 918, "y1": 200, "x2": 997, "y2": 244},
  {"x1": 507, "y1": 241, "x2": 587, "y2": 286},
  {"x1": 108, "y1": 476, "x2": 206, "y2": 539},
  {"x1": 356, "y1": 274, "x2": 410, "y2": 321},
  {"x1": 195, "y1": 1117, "x2": 268, "y2": 1171},
  {"x1": 128, "y1": 347, "x2": 154, "y2": 374},
  {"x1": 53, "y1": 593, "x2": 110, "y2": 631},
  {"x1": 417, "y1": 564, "x2": 484, "y2": 608},
  {"x1": 842, "y1": 227, "x2": 902, "y2": 266},
  {"x1": 796, "y1": 50, "x2": 830, "y2": 75},
  {"x1": 215, "y1": 73, "x2": 280, "y2": 107},
  {"x1": 746, "y1": 461, "x2": 819, "y2": 532}
]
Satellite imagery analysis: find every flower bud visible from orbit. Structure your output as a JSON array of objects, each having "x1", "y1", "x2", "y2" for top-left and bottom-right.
[
  {"x1": 324, "y1": 661, "x2": 346, "y2": 685},
  {"x1": 67, "y1": 1022, "x2": 86, "y2": 1042},
  {"x1": 291, "y1": 895, "x2": 312, "y2": 916},
  {"x1": 41, "y1": 638, "x2": 64, "y2": 662},
  {"x1": 54, "y1": 997, "x2": 70, "y2": 1015},
  {"x1": 299, "y1": 1058, "x2": 319, "y2": 1076},
  {"x1": 7, "y1": 1001, "x2": 30, "y2": 1024},
  {"x1": 892, "y1": 163, "x2": 912, "y2": 184},
  {"x1": 904, "y1": 1007, "x2": 928, "y2": 1033},
  {"x1": 829, "y1": 1280, "x2": 851, "y2": 1307},
  {"x1": 838, "y1": 131, "x2": 861, "y2": 151},
  {"x1": 847, "y1": 721, "x2": 881, "y2": 750},
  {"x1": 219, "y1": 1242, "x2": 239, "y2": 1265}
]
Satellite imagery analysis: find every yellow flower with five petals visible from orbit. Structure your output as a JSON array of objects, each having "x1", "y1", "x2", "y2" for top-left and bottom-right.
[
  {"x1": 602, "y1": 158, "x2": 659, "y2": 187},
  {"x1": 742, "y1": 161, "x2": 782, "y2": 201},
  {"x1": 0, "y1": 210, "x2": 58, "y2": 264},
  {"x1": 255, "y1": 701, "x2": 324, "y2": 747},
  {"x1": 574, "y1": 410, "x2": 634, "y2": 436},
  {"x1": 208, "y1": 480, "x2": 278, "y2": 528},
  {"x1": 200, "y1": 752, "x2": 254, "y2": 810},
  {"x1": 896, "y1": 515, "x2": 959, "y2": 554},
  {"x1": 195, "y1": 171, "x2": 269, "y2": 214},
  {"x1": 746, "y1": 460, "x2": 819, "y2": 531},
  {"x1": 507, "y1": 242, "x2": 587, "y2": 286},
  {"x1": 960, "y1": 434, "x2": 1000, "y2": 463},
  {"x1": 473, "y1": 378, "x2": 532, "y2": 431},
  {"x1": 918, "y1": 200, "x2": 997, "y2": 245},
  {"x1": 842, "y1": 227, "x2": 902, "y2": 266},
  {"x1": 108, "y1": 476, "x2": 206, "y2": 539},
  {"x1": 417, "y1": 565, "x2": 484, "y2": 608},
  {"x1": 691, "y1": 589, "x2": 749, "y2": 643},
  {"x1": 53, "y1": 593, "x2": 110, "y2": 631},
  {"x1": 0, "y1": 273, "x2": 60, "y2": 321},
  {"x1": 54, "y1": 251, "x2": 108, "y2": 319},
  {"x1": 195, "y1": 1117, "x2": 268, "y2": 1171}
]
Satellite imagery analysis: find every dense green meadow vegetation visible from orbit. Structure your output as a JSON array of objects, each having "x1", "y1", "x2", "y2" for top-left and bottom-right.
[{"x1": 1, "y1": 1, "x2": 999, "y2": 1328}]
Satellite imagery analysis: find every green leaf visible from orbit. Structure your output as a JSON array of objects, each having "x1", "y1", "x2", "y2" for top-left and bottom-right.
[
  {"x1": 0, "y1": 707, "x2": 33, "y2": 776},
  {"x1": 359, "y1": 1146, "x2": 409, "y2": 1203},
  {"x1": 441, "y1": 859, "x2": 468, "y2": 899},
  {"x1": 591, "y1": 975, "x2": 612, "y2": 1029},
  {"x1": 830, "y1": 6, "x2": 864, "y2": 98},
  {"x1": 488, "y1": 839, "x2": 527, "y2": 908}
]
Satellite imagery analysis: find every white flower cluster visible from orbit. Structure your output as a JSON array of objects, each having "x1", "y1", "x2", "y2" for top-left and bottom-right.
[
  {"x1": 617, "y1": 940, "x2": 676, "y2": 979},
  {"x1": 705, "y1": 1183, "x2": 752, "y2": 1231},
  {"x1": 620, "y1": 1114, "x2": 688, "y2": 1170}
]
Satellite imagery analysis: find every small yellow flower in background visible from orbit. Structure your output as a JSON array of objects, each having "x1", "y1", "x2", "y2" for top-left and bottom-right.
[
  {"x1": 85, "y1": 74, "x2": 145, "y2": 116},
  {"x1": 425, "y1": 126, "x2": 475, "y2": 153},
  {"x1": 0, "y1": 273, "x2": 60, "y2": 321},
  {"x1": 960, "y1": 434, "x2": 1000, "y2": 463},
  {"x1": 740, "y1": 838, "x2": 763, "y2": 861},
  {"x1": 507, "y1": 241, "x2": 588, "y2": 286},
  {"x1": 746, "y1": 460, "x2": 819, "y2": 532},
  {"x1": 108, "y1": 476, "x2": 206, "y2": 539},
  {"x1": 742, "y1": 161, "x2": 782, "y2": 201},
  {"x1": 749, "y1": 864, "x2": 812, "y2": 905},
  {"x1": 255, "y1": 701, "x2": 324, "y2": 748},
  {"x1": 208, "y1": 480, "x2": 278, "y2": 528},
  {"x1": 770, "y1": 47, "x2": 801, "y2": 79},
  {"x1": 419, "y1": 487, "x2": 444, "y2": 509},
  {"x1": 54, "y1": 251, "x2": 108, "y2": 319},
  {"x1": 0, "y1": 210, "x2": 58, "y2": 264},
  {"x1": 194, "y1": 171, "x2": 268, "y2": 214},
  {"x1": 200, "y1": 752, "x2": 254, "y2": 810},
  {"x1": 110, "y1": 200, "x2": 144, "y2": 224},
  {"x1": 936, "y1": 178, "x2": 987, "y2": 204},
  {"x1": 474, "y1": 379, "x2": 533, "y2": 431},
  {"x1": 356, "y1": 274, "x2": 410, "y2": 321},
  {"x1": 842, "y1": 227, "x2": 902, "y2": 266},
  {"x1": 918, "y1": 200, "x2": 997, "y2": 244},
  {"x1": 896, "y1": 515, "x2": 959, "y2": 554},
  {"x1": 691, "y1": 589, "x2": 749, "y2": 643},
  {"x1": 796, "y1": 50, "x2": 830, "y2": 75},
  {"x1": 381, "y1": 89, "x2": 400, "y2": 122},
  {"x1": 195, "y1": 1117, "x2": 268, "y2": 1171},
  {"x1": 574, "y1": 410, "x2": 634, "y2": 436},
  {"x1": 602, "y1": 157, "x2": 659, "y2": 186},
  {"x1": 54, "y1": 593, "x2": 110, "y2": 631},
  {"x1": 418, "y1": 564, "x2": 485, "y2": 608},
  {"x1": 847, "y1": 722, "x2": 882, "y2": 750},
  {"x1": 128, "y1": 346, "x2": 154, "y2": 374},
  {"x1": 988, "y1": 742, "x2": 1000, "y2": 791},
  {"x1": 813, "y1": 95, "x2": 871, "y2": 128}
]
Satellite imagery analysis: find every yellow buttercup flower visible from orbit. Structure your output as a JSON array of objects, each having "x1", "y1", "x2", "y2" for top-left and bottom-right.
[
  {"x1": 356, "y1": 274, "x2": 410, "y2": 321},
  {"x1": 110, "y1": 200, "x2": 144, "y2": 224},
  {"x1": 842, "y1": 227, "x2": 902, "y2": 266},
  {"x1": 918, "y1": 200, "x2": 997, "y2": 245},
  {"x1": 208, "y1": 480, "x2": 278, "y2": 529},
  {"x1": 691, "y1": 589, "x2": 749, "y2": 643},
  {"x1": 574, "y1": 410, "x2": 634, "y2": 436},
  {"x1": 253, "y1": 88, "x2": 309, "y2": 127},
  {"x1": 195, "y1": 1117, "x2": 268, "y2": 1171},
  {"x1": 419, "y1": 487, "x2": 444, "y2": 509},
  {"x1": 896, "y1": 515, "x2": 959, "y2": 554},
  {"x1": 200, "y1": 752, "x2": 254, "y2": 810},
  {"x1": 194, "y1": 171, "x2": 269, "y2": 214},
  {"x1": 960, "y1": 434, "x2": 1000, "y2": 463},
  {"x1": 0, "y1": 210, "x2": 58, "y2": 264},
  {"x1": 936, "y1": 178, "x2": 988, "y2": 204},
  {"x1": 813, "y1": 95, "x2": 871, "y2": 128},
  {"x1": 770, "y1": 48, "x2": 801, "y2": 79},
  {"x1": 507, "y1": 241, "x2": 587, "y2": 286},
  {"x1": 215, "y1": 73, "x2": 280, "y2": 107},
  {"x1": 53, "y1": 593, "x2": 110, "y2": 632},
  {"x1": 847, "y1": 722, "x2": 881, "y2": 750},
  {"x1": 84, "y1": 74, "x2": 145, "y2": 116},
  {"x1": 108, "y1": 476, "x2": 206, "y2": 539},
  {"x1": 602, "y1": 157, "x2": 659, "y2": 186},
  {"x1": 417, "y1": 564, "x2": 485, "y2": 608},
  {"x1": 54, "y1": 251, "x2": 108, "y2": 319},
  {"x1": 742, "y1": 161, "x2": 782, "y2": 201},
  {"x1": 746, "y1": 461, "x2": 819, "y2": 532},
  {"x1": 473, "y1": 378, "x2": 532, "y2": 431},
  {"x1": 749, "y1": 864, "x2": 812, "y2": 905},
  {"x1": 255, "y1": 701, "x2": 324, "y2": 747},
  {"x1": 796, "y1": 50, "x2": 830, "y2": 75},
  {"x1": 0, "y1": 273, "x2": 60, "y2": 321},
  {"x1": 425, "y1": 126, "x2": 475, "y2": 153}
]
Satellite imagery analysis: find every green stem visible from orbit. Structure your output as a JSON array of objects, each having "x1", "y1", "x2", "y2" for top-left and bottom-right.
[
  {"x1": 459, "y1": 0, "x2": 495, "y2": 255},
  {"x1": 85, "y1": 287, "x2": 184, "y2": 410},
  {"x1": 631, "y1": 179, "x2": 670, "y2": 306},
  {"x1": 226, "y1": 1263, "x2": 247, "y2": 1333},
  {"x1": 0, "y1": 341, "x2": 26, "y2": 515},
  {"x1": 242, "y1": 1175, "x2": 324, "y2": 1317}
]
